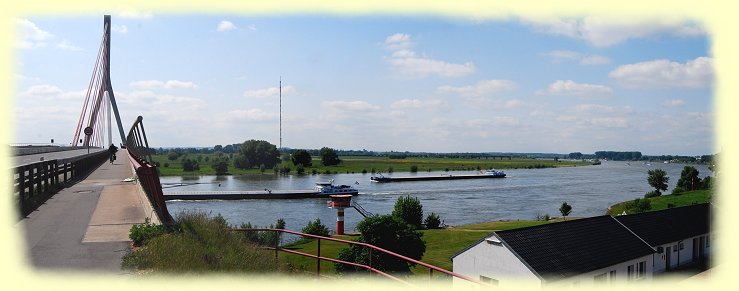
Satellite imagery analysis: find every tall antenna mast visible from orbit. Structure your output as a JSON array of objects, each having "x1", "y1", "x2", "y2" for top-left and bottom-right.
[{"x1": 279, "y1": 76, "x2": 282, "y2": 149}]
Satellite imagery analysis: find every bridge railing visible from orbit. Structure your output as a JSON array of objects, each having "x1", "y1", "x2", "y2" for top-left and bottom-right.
[
  {"x1": 126, "y1": 116, "x2": 173, "y2": 224},
  {"x1": 233, "y1": 228, "x2": 484, "y2": 286},
  {"x1": 13, "y1": 150, "x2": 109, "y2": 219}
]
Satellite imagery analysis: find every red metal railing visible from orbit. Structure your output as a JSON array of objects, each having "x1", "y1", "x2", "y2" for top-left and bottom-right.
[
  {"x1": 126, "y1": 116, "x2": 173, "y2": 224},
  {"x1": 233, "y1": 228, "x2": 484, "y2": 286}
]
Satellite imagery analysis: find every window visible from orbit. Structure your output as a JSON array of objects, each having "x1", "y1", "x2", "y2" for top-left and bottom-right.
[
  {"x1": 594, "y1": 273, "x2": 607, "y2": 284},
  {"x1": 674, "y1": 245, "x2": 678, "y2": 252},
  {"x1": 627, "y1": 265, "x2": 635, "y2": 281},
  {"x1": 636, "y1": 261, "x2": 646, "y2": 280},
  {"x1": 480, "y1": 275, "x2": 499, "y2": 286},
  {"x1": 679, "y1": 242, "x2": 684, "y2": 250}
]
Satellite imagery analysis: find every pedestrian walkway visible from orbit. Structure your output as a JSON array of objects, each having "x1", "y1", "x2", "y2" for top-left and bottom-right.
[
  {"x1": 12, "y1": 148, "x2": 106, "y2": 167},
  {"x1": 17, "y1": 149, "x2": 150, "y2": 273}
]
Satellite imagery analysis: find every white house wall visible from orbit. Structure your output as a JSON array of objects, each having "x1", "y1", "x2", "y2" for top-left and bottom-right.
[
  {"x1": 544, "y1": 254, "x2": 654, "y2": 288},
  {"x1": 452, "y1": 237, "x2": 540, "y2": 287},
  {"x1": 652, "y1": 234, "x2": 710, "y2": 273}
]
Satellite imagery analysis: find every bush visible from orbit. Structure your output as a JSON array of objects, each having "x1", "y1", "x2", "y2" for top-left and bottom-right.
[
  {"x1": 392, "y1": 196, "x2": 423, "y2": 229},
  {"x1": 387, "y1": 166, "x2": 394, "y2": 173},
  {"x1": 361, "y1": 169, "x2": 367, "y2": 174},
  {"x1": 671, "y1": 187, "x2": 686, "y2": 195},
  {"x1": 291, "y1": 149, "x2": 312, "y2": 167},
  {"x1": 301, "y1": 218, "x2": 330, "y2": 237},
  {"x1": 311, "y1": 169, "x2": 318, "y2": 175},
  {"x1": 410, "y1": 165, "x2": 418, "y2": 173},
  {"x1": 625, "y1": 198, "x2": 652, "y2": 214},
  {"x1": 296, "y1": 164, "x2": 305, "y2": 174},
  {"x1": 122, "y1": 211, "x2": 284, "y2": 273},
  {"x1": 335, "y1": 214, "x2": 425, "y2": 274},
  {"x1": 644, "y1": 190, "x2": 662, "y2": 198},
  {"x1": 424, "y1": 212, "x2": 441, "y2": 229},
  {"x1": 535, "y1": 213, "x2": 551, "y2": 221},
  {"x1": 129, "y1": 218, "x2": 167, "y2": 247}
]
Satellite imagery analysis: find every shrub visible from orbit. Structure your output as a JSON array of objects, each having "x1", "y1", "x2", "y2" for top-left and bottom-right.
[
  {"x1": 335, "y1": 214, "x2": 425, "y2": 274},
  {"x1": 129, "y1": 217, "x2": 167, "y2": 247},
  {"x1": 163, "y1": 162, "x2": 169, "y2": 168},
  {"x1": 392, "y1": 195, "x2": 423, "y2": 229},
  {"x1": 387, "y1": 166, "x2": 394, "y2": 173},
  {"x1": 361, "y1": 169, "x2": 367, "y2": 174},
  {"x1": 301, "y1": 218, "x2": 331, "y2": 237},
  {"x1": 296, "y1": 164, "x2": 305, "y2": 174},
  {"x1": 424, "y1": 212, "x2": 441, "y2": 229},
  {"x1": 625, "y1": 198, "x2": 652, "y2": 214},
  {"x1": 410, "y1": 165, "x2": 418, "y2": 173},
  {"x1": 311, "y1": 169, "x2": 318, "y2": 175},
  {"x1": 644, "y1": 190, "x2": 662, "y2": 198},
  {"x1": 671, "y1": 187, "x2": 686, "y2": 195},
  {"x1": 122, "y1": 211, "x2": 284, "y2": 273}
]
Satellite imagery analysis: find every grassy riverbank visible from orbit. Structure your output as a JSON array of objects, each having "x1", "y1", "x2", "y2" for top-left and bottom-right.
[
  {"x1": 152, "y1": 154, "x2": 591, "y2": 176},
  {"x1": 606, "y1": 189, "x2": 712, "y2": 216},
  {"x1": 279, "y1": 220, "x2": 552, "y2": 275}
]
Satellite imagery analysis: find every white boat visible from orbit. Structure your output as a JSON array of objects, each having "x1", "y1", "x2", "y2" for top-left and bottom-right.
[
  {"x1": 483, "y1": 170, "x2": 506, "y2": 177},
  {"x1": 314, "y1": 180, "x2": 359, "y2": 195}
]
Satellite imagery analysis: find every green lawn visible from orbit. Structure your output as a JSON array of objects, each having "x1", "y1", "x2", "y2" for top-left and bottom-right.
[
  {"x1": 152, "y1": 154, "x2": 591, "y2": 176},
  {"x1": 606, "y1": 189, "x2": 712, "y2": 216},
  {"x1": 277, "y1": 220, "x2": 551, "y2": 277}
]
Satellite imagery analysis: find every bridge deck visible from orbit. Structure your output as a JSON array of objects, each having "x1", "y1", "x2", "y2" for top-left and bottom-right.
[
  {"x1": 17, "y1": 149, "x2": 150, "y2": 273},
  {"x1": 12, "y1": 148, "x2": 106, "y2": 167}
]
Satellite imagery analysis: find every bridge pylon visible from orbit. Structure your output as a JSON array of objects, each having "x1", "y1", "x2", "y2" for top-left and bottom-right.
[{"x1": 72, "y1": 15, "x2": 126, "y2": 148}]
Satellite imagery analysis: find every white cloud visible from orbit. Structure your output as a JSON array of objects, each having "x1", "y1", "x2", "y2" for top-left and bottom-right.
[
  {"x1": 589, "y1": 117, "x2": 628, "y2": 128},
  {"x1": 609, "y1": 57, "x2": 713, "y2": 89},
  {"x1": 21, "y1": 84, "x2": 86, "y2": 101},
  {"x1": 572, "y1": 104, "x2": 633, "y2": 114},
  {"x1": 56, "y1": 40, "x2": 83, "y2": 51},
  {"x1": 322, "y1": 100, "x2": 381, "y2": 112},
  {"x1": 580, "y1": 55, "x2": 611, "y2": 65},
  {"x1": 526, "y1": 16, "x2": 706, "y2": 47},
  {"x1": 390, "y1": 98, "x2": 444, "y2": 110},
  {"x1": 246, "y1": 25, "x2": 257, "y2": 31},
  {"x1": 542, "y1": 50, "x2": 610, "y2": 65},
  {"x1": 217, "y1": 20, "x2": 237, "y2": 32},
  {"x1": 224, "y1": 108, "x2": 276, "y2": 121},
  {"x1": 384, "y1": 33, "x2": 475, "y2": 78},
  {"x1": 437, "y1": 80, "x2": 516, "y2": 97},
  {"x1": 663, "y1": 99, "x2": 685, "y2": 108},
  {"x1": 384, "y1": 33, "x2": 412, "y2": 50},
  {"x1": 243, "y1": 86, "x2": 296, "y2": 98},
  {"x1": 118, "y1": 11, "x2": 153, "y2": 19},
  {"x1": 129, "y1": 80, "x2": 199, "y2": 90},
  {"x1": 16, "y1": 18, "x2": 52, "y2": 49},
  {"x1": 112, "y1": 24, "x2": 128, "y2": 34},
  {"x1": 537, "y1": 80, "x2": 613, "y2": 98}
]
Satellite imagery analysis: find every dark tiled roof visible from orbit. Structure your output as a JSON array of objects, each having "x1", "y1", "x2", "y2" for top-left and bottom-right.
[
  {"x1": 615, "y1": 203, "x2": 711, "y2": 246},
  {"x1": 495, "y1": 216, "x2": 655, "y2": 282}
]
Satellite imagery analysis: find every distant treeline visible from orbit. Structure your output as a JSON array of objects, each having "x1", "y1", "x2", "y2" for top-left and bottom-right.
[
  {"x1": 147, "y1": 145, "x2": 715, "y2": 163},
  {"x1": 567, "y1": 151, "x2": 715, "y2": 163}
]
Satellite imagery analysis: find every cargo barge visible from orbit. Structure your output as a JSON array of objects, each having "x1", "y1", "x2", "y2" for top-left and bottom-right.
[
  {"x1": 163, "y1": 181, "x2": 358, "y2": 200},
  {"x1": 370, "y1": 170, "x2": 506, "y2": 183}
]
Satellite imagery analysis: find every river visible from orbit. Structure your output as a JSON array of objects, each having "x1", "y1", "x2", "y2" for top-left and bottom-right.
[{"x1": 162, "y1": 161, "x2": 711, "y2": 234}]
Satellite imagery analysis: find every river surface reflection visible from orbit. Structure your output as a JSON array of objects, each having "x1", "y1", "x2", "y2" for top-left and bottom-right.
[{"x1": 163, "y1": 161, "x2": 711, "y2": 233}]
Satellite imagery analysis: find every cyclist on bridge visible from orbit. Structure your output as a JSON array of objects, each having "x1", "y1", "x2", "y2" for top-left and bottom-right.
[{"x1": 108, "y1": 144, "x2": 118, "y2": 164}]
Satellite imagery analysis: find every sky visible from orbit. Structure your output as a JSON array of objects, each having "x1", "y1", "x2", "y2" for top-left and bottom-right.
[{"x1": 12, "y1": 13, "x2": 714, "y2": 155}]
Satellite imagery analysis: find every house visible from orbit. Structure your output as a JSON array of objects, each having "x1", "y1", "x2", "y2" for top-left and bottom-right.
[
  {"x1": 615, "y1": 203, "x2": 712, "y2": 273},
  {"x1": 451, "y1": 215, "x2": 656, "y2": 288},
  {"x1": 451, "y1": 203, "x2": 713, "y2": 288}
]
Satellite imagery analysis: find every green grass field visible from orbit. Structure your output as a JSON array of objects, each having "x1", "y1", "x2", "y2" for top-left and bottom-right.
[
  {"x1": 152, "y1": 154, "x2": 591, "y2": 176},
  {"x1": 606, "y1": 189, "x2": 712, "y2": 215},
  {"x1": 277, "y1": 220, "x2": 551, "y2": 277}
]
